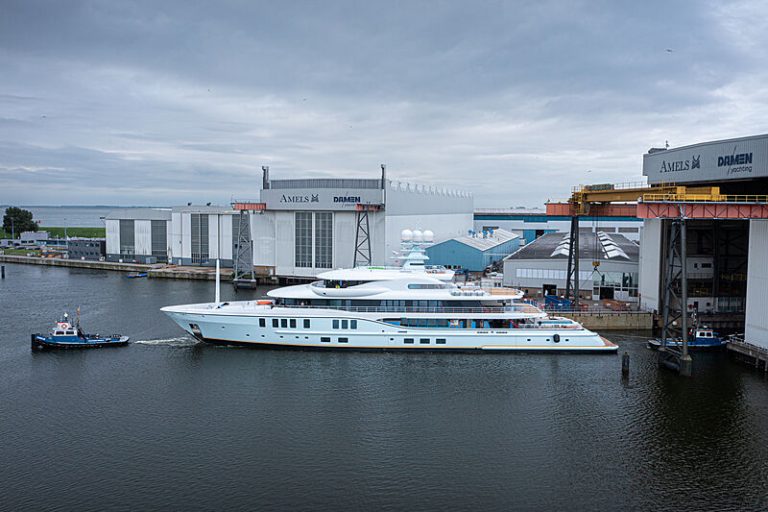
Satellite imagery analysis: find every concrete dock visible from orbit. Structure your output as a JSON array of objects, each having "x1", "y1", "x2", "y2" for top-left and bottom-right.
[
  {"x1": 728, "y1": 336, "x2": 768, "y2": 373},
  {"x1": 0, "y1": 255, "x2": 235, "y2": 281},
  {"x1": 556, "y1": 311, "x2": 654, "y2": 331}
]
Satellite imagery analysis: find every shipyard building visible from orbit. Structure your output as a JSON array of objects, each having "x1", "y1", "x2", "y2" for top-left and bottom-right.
[
  {"x1": 638, "y1": 134, "x2": 768, "y2": 348},
  {"x1": 425, "y1": 229, "x2": 520, "y2": 272},
  {"x1": 503, "y1": 231, "x2": 639, "y2": 301},
  {"x1": 474, "y1": 209, "x2": 643, "y2": 243},
  {"x1": 105, "y1": 169, "x2": 473, "y2": 278}
]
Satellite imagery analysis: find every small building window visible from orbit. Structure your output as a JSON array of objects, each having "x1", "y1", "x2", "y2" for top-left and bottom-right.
[
  {"x1": 404, "y1": 338, "x2": 414, "y2": 344},
  {"x1": 320, "y1": 337, "x2": 331, "y2": 343},
  {"x1": 272, "y1": 319, "x2": 279, "y2": 328},
  {"x1": 338, "y1": 337, "x2": 349, "y2": 343},
  {"x1": 333, "y1": 319, "x2": 339, "y2": 329},
  {"x1": 436, "y1": 338, "x2": 446, "y2": 344},
  {"x1": 351, "y1": 320, "x2": 357, "y2": 329},
  {"x1": 420, "y1": 338, "x2": 430, "y2": 344},
  {"x1": 259, "y1": 318, "x2": 266, "y2": 327},
  {"x1": 281, "y1": 319, "x2": 288, "y2": 328},
  {"x1": 304, "y1": 319, "x2": 310, "y2": 328},
  {"x1": 289, "y1": 319, "x2": 296, "y2": 328}
]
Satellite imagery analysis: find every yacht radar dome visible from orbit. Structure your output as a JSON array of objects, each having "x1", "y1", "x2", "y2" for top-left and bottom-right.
[
  {"x1": 423, "y1": 230, "x2": 434, "y2": 242},
  {"x1": 412, "y1": 230, "x2": 423, "y2": 242},
  {"x1": 401, "y1": 229, "x2": 413, "y2": 241}
]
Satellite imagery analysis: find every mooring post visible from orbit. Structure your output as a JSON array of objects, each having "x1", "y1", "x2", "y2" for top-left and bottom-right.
[
  {"x1": 1, "y1": 265, "x2": 4, "y2": 279},
  {"x1": 621, "y1": 352, "x2": 630, "y2": 378}
]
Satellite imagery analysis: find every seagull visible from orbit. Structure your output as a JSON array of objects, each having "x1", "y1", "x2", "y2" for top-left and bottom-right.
[{"x1": 665, "y1": 48, "x2": 674, "y2": 53}]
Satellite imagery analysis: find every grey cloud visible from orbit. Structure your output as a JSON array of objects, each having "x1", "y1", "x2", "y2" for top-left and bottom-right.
[{"x1": 1, "y1": 0, "x2": 767, "y2": 206}]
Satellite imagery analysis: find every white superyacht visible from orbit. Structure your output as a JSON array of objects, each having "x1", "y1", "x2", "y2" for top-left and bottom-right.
[{"x1": 161, "y1": 232, "x2": 616, "y2": 352}]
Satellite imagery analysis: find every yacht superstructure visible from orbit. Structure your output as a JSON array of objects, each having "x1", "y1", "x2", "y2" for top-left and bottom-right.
[{"x1": 162, "y1": 270, "x2": 616, "y2": 352}]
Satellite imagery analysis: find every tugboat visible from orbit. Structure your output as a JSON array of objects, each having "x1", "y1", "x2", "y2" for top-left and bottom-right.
[
  {"x1": 31, "y1": 310, "x2": 129, "y2": 351},
  {"x1": 648, "y1": 310, "x2": 727, "y2": 350}
]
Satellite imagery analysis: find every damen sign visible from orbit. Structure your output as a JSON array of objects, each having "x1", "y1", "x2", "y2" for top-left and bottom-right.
[
  {"x1": 262, "y1": 188, "x2": 383, "y2": 210},
  {"x1": 643, "y1": 135, "x2": 768, "y2": 184}
]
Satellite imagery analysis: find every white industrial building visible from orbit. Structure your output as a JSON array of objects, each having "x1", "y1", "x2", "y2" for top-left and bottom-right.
[{"x1": 105, "y1": 170, "x2": 474, "y2": 278}]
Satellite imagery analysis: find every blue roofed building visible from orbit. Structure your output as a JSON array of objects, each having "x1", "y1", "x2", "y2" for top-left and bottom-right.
[{"x1": 425, "y1": 229, "x2": 520, "y2": 272}]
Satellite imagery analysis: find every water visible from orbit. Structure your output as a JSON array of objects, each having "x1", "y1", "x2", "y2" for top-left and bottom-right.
[
  {"x1": 1, "y1": 263, "x2": 768, "y2": 511},
  {"x1": 1, "y1": 206, "x2": 145, "y2": 228}
]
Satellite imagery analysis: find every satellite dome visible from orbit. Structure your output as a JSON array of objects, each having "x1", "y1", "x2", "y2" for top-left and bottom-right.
[
  {"x1": 412, "y1": 229, "x2": 423, "y2": 242},
  {"x1": 401, "y1": 229, "x2": 413, "y2": 241},
  {"x1": 423, "y1": 230, "x2": 434, "y2": 242}
]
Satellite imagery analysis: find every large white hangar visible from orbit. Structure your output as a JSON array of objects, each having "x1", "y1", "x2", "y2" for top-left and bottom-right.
[
  {"x1": 638, "y1": 134, "x2": 768, "y2": 348},
  {"x1": 105, "y1": 168, "x2": 474, "y2": 278}
]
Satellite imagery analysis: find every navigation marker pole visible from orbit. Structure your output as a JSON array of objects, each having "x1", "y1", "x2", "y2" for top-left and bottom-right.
[{"x1": 215, "y1": 258, "x2": 221, "y2": 305}]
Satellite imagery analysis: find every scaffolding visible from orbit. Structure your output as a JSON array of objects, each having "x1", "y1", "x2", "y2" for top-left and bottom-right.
[
  {"x1": 353, "y1": 204, "x2": 381, "y2": 267},
  {"x1": 231, "y1": 202, "x2": 265, "y2": 289},
  {"x1": 658, "y1": 216, "x2": 692, "y2": 376}
]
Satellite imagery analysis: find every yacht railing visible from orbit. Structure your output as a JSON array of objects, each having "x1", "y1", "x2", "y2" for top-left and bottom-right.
[{"x1": 271, "y1": 304, "x2": 543, "y2": 314}]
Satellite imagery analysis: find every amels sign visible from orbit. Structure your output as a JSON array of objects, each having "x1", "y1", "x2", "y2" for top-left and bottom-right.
[
  {"x1": 262, "y1": 188, "x2": 383, "y2": 210},
  {"x1": 643, "y1": 137, "x2": 768, "y2": 183}
]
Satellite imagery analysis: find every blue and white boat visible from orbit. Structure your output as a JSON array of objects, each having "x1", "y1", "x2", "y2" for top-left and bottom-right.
[
  {"x1": 31, "y1": 312, "x2": 129, "y2": 350},
  {"x1": 648, "y1": 327, "x2": 727, "y2": 350}
]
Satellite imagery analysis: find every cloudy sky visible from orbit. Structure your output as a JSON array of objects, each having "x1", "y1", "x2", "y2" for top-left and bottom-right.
[{"x1": 1, "y1": 0, "x2": 767, "y2": 207}]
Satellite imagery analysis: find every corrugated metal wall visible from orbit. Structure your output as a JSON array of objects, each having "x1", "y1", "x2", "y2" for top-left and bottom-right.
[
  {"x1": 639, "y1": 218, "x2": 662, "y2": 311},
  {"x1": 746, "y1": 220, "x2": 768, "y2": 348},
  {"x1": 134, "y1": 220, "x2": 152, "y2": 256},
  {"x1": 105, "y1": 219, "x2": 119, "y2": 255}
]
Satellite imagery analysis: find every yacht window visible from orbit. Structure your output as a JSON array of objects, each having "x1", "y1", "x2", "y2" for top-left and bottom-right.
[
  {"x1": 55, "y1": 331, "x2": 65, "y2": 335},
  {"x1": 320, "y1": 337, "x2": 331, "y2": 343},
  {"x1": 338, "y1": 337, "x2": 349, "y2": 343},
  {"x1": 304, "y1": 319, "x2": 310, "y2": 329},
  {"x1": 259, "y1": 318, "x2": 266, "y2": 327},
  {"x1": 436, "y1": 338, "x2": 446, "y2": 344},
  {"x1": 281, "y1": 319, "x2": 288, "y2": 328},
  {"x1": 420, "y1": 338, "x2": 430, "y2": 344},
  {"x1": 404, "y1": 338, "x2": 414, "y2": 344},
  {"x1": 272, "y1": 319, "x2": 278, "y2": 328},
  {"x1": 333, "y1": 319, "x2": 339, "y2": 329},
  {"x1": 341, "y1": 320, "x2": 348, "y2": 329},
  {"x1": 351, "y1": 320, "x2": 357, "y2": 329},
  {"x1": 289, "y1": 319, "x2": 296, "y2": 328}
]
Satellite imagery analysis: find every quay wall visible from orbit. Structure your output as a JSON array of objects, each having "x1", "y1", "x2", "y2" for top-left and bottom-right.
[
  {"x1": 556, "y1": 311, "x2": 654, "y2": 331},
  {"x1": 0, "y1": 255, "x2": 234, "y2": 281}
]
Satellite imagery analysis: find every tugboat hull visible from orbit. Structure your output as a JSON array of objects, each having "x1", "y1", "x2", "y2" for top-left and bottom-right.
[{"x1": 31, "y1": 334, "x2": 129, "y2": 351}]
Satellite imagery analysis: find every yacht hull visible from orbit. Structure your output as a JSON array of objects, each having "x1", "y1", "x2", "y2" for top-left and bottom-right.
[{"x1": 162, "y1": 305, "x2": 617, "y2": 353}]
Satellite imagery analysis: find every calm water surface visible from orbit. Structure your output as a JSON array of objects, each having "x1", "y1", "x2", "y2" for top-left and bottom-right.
[{"x1": 1, "y1": 263, "x2": 767, "y2": 511}]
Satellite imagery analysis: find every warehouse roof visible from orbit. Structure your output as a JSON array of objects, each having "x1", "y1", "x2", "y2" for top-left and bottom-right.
[
  {"x1": 105, "y1": 208, "x2": 172, "y2": 221},
  {"x1": 506, "y1": 231, "x2": 639, "y2": 262},
  {"x1": 450, "y1": 228, "x2": 519, "y2": 251},
  {"x1": 171, "y1": 205, "x2": 235, "y2": 214}
]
